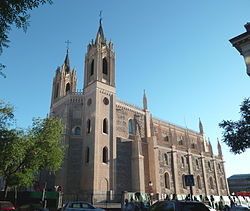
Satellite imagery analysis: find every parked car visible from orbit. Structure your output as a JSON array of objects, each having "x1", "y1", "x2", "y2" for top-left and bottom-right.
[
  {"x1": 63, "y1": 202, "x2": 105, "y2": 211},
  {"x1": 0, "y1": 201, "x2": 15, "y2": 211},
  {"x1": 149, "y1": 200, "x2": 210, "y2": 211}
]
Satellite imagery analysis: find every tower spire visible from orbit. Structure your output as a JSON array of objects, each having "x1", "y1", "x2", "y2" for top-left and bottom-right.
[
  {"x1": 64, "y1": 48, "x2": 70, "y2": 73},
  {"x1": 95, "y1": 11, "x2": 106, "y2": 45}
]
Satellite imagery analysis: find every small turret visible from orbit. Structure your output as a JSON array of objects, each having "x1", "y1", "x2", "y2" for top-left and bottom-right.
[
  {"x1": 217, "y1": 138, "x2": 223, "y2": 158},
  {"x1": 143, "y1": 89, "x2": 148, "y2": 111},
  {"x1": 199, "y1": 118, "x2": 204, "y2": 134}
]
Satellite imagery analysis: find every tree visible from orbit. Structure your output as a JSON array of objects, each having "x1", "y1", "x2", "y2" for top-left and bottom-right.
[
  {"x1": 0, "y1": 0, "x2": 53, "y2": 77},
  {"x1": 219, "y1": 98, "x2": 250, "y2": 154},
  {"x1": 0, "y1": 100, "x2": 64, "y2": 198}
]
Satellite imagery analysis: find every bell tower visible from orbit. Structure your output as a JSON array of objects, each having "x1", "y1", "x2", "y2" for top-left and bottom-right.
[
  {"x1": 83, "y1": 18, "x2": 115, "y2": 89},
  {"x1": 80, "y1": 18, "x2": 117, "y2": 199},
  {"x1": 51, "y1": 48, "x2": 77, "y2": 106}
]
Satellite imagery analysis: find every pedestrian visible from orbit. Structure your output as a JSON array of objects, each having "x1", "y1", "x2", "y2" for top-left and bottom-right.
[{"x1": 122, "y1": 199, "x2": 129, "y2": 211}]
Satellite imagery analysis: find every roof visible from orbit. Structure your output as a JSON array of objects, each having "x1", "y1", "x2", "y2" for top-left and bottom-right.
[{"x1": 228, "y1": 174, "x2": 250, "y2": 180}]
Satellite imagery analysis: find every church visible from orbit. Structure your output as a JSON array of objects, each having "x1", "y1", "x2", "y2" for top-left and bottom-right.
[{"x1": 48, "y1": 18, "x2": 229, "y2": 202}]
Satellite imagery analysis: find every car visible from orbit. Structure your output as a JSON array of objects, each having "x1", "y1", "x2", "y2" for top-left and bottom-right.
[
  {"x1": 0, "y1": 201, "x2": 15, "y2": 211},
  {"x1": 149, "y1": 200, "x2": 210, "y2": 211},
  {"x1": 63, "y1": 201, "x2": 105, "y2": 211},
  {"x1": 205, "y1": 204, "x2": 216, "y2": 211}
]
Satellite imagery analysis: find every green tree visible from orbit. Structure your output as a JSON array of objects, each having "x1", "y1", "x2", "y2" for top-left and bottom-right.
[
  {"x1": 0, "y1": 100, "x2": 64, "y2": 198},
  {"x1": 0, "y1": 0, "x2": 53, "y2": 77},
  {"x1": 219, "y1": 98, "x2": 250, "y2": 154}
]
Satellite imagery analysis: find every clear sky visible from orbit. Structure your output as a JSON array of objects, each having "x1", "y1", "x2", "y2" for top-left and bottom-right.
[{"x1": 0, "y1": 0, "x2": 249, "y2": 178}]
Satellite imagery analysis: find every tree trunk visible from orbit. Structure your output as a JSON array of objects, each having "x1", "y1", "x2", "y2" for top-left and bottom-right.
[{"x1": 4, "y1": 184, "x2": 8, "y2": 199}]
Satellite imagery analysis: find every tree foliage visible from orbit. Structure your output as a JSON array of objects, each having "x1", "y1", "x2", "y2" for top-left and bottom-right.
[
  {"x1": 0, "y1": 0, "x2": 53, "y2": 77},
  {"x1": 219, "y1": 98, "x2": 250, "y2": 154},
  {"x1": 0, "y1": 100, "x2": 64, "y2": 197}
]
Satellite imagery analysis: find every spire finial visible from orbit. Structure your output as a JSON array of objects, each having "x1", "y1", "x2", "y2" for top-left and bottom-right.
[
  {"x1": 99, "y1": 10, "x2": 103, "y2": 25},
  {"x1": 65, "y1": 40, "x2": 71, "y2": 49}
]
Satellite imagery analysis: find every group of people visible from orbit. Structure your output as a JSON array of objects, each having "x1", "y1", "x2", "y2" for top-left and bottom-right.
[{"x1": 122, "y1": 198, "x2": 149, "y2": 211}]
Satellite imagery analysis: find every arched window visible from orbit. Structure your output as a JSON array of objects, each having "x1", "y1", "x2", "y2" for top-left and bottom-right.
[
  {"x1": 87, "y1": 119, "x2": 91, "y2": 133},
  {"x1": 163, "y1": 154, "x2": 168, "y2": 165},
  {"x1": 103, "y1": 118, "x2": 108, "y2": 134},
  {"x1": 103, "y1": 147, "x2": 108, "y2": 163},
  {"x1": 197, "y1": 175, "x2": 201, "y2": 189},
  {"x1": 128, "y1": 119, "x2": 133, "y2": 135},
  {"x1": 103, "y1": 58, "x2": 108, "y2": 75},
  {"x1": 86, "y1": 147, "x2": 89, "y2": 163},
  {"x1": 66, "y1": 83, "x2": 70, "y2": 93},
  {"x1": 75, "y1": 127, "x2": 80, "y2": 135},
  {"x1": 220, "y1": 177, "x2": 224, "y2": 189},
  {"x1": 55, "y1": 83, "x2": 59, "y2": 99},
  {"x1": 165, "y1": 135, "x2": 169, "y2": 142},
  {"x1": 164, "y1": 172, "x2": 170, "y2": 189},
  {"x1": 209, "y1": 177, "x2": 214, "y2": 189},
  {"x1": 182, "y1": 174, "x2": 186, "y2": 189},
  {"x1": 90, "y1": 59, "x2": 94, "y2": 76},
  {"x1": 208, "y1": 161, "x2": 211, "y2": 170},
  {"x1": 196, "y1": 159, "x2": 199, "y2": 169},
  {"x1": 181, "y1": 157, "x2": 185, "y2": 168}
]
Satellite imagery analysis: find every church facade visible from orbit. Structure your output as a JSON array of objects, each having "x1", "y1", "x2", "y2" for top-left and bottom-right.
[{"x1": 49, "y1": 19, "x2": 229, "y2": 201}]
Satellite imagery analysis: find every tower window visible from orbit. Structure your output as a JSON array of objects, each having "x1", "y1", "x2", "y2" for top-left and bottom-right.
[
  {"x1": 86, "y1": 147, "x2": 89, "y2": 163},
  {"x1": 103, "y1": 58, "x2": 108, "y2": 75},
  {"x1": 209, "y1": 177, "x2": 214, "y2": 189},
  {"x1": 87, "y1": 119, "x2": 91, "y2": 133},
  {"x1": 182, "y1": 174, "x2": 186, "y2": 189},
  {"x1": 75, "y1": 127, "x2": 80, "y2": 136},
  {"x1": 90, "y1": 60, "x2": 94, "y2": 76},
  {"x1": 197, "y1": 175, "x2": 201, "y2": 189},
  {"x1": 164, "y1": 172, "x2": 170, "y2": 189},
  {"x1": 103, "y1": 118, "x2": 108, "y2": 134},
  {"x1": 128, "y1": 119, "x2": 133, "y2": 135},
  {"x1": 163, "y1": 153, "x2": 168, "y2": 165},
  {"x1": 55, "y1": 83, "x2": 59, "y2": 99},
  {"x1": 66, "y1": 83, "x2": 70, "y2": 93},
  {"x1": 181, "y1": 156, "x2": 185, "y2": 168},
  {"x1": 103, "y1": 147, "x2": 108, "y2": 163}
]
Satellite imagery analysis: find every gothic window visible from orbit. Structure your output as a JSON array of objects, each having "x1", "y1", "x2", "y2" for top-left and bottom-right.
[
  {"x1": 209, "y1": 177, "x2": 214, "y2": 189},
  {"x1": 87, "y1": 119, "x2": 91, "y2": 134},
  {"x1": 182, "y1": 174, "x2": 186, "y2": 189},
  {"x1": 66, "y1": 83, "x2": 70, "y2": 93},
  {"x1": 55, "y1": 83, "x2": 59, "y2": 99},
  {"x1": 220, "y1": 177, "x2": 224, "y2": 189},
  {"x1": 178, "y1": 136, "x2": 184, "y2": 145},
  {"x1": 103, "y1": 58, "x2": 108, "y2": 75},
  {"x1": 103, "y1": 118, "x2": 108, "y2": 134},
  {"x1": 181, "y1": 156, "x2": 185, "y2": 168},
  {"x1": 164, "y1": 172, "x2": 170, "y2": 189},
  {"x1": 165, "y1": 135, "x2": 169, "y2": 142},
  {"x1": 75, "y1": 127, "x2": 80, "y2": 135},
  {"x1": 90, "y1": 59, "x2": 94, "y2": 76},
  {"x1": 86, "y1": 147, "x2": 89, "y2": 163},
  {"x1": 196, "y1": 159, "x2": 199, "y2": 169},
  {"x1": 208, "y1": 161, "x2": 211, "y2": 170},
  {"x1": 197, "y1": 175, "x2": 201, "y2": 189},
  {"x1": 128, "y1": 119, "x2": 133, "y2": 135},
  {"x1": 218, "y1": 163, "x2": 221, "y2": 171},
  {"x1": 163, "y1": 153, "x2": 168, "y2": 165},
  {"x1": 103, "y1": 147, "x2": 108, "y2": 163}
]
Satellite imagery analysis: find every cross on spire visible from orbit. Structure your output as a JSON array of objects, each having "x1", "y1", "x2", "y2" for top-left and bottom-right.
[{"x1": 65, "y1": 40, "x2": 71, "y2": 49}]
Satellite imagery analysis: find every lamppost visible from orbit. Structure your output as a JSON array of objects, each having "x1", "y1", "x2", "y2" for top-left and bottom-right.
[{"x1": 149, "y1": 181, "x2": 153, "y2": 205}]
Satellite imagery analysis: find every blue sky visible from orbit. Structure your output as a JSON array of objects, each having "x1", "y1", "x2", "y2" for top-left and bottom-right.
[{"x1": 0, "y1": 0, "x2": 249, "y2": 178}]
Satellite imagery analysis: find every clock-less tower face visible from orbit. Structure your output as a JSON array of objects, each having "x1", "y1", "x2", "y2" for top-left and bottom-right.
[{"x1": 80, "y1": 19, "x2": 117, "y2": 196}]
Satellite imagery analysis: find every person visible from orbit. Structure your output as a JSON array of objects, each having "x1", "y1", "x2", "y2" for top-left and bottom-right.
[
  {"x1": 122, "y1": 199, "x2": 129, "y2": 211},
  {"x1": 127, "y1": 198, "x2": 135, "y2": 211}
]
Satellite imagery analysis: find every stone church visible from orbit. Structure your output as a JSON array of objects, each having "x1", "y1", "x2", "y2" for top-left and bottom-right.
[{"x1": 48, "y1": 19, "x2": 229, "y2": 201}]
